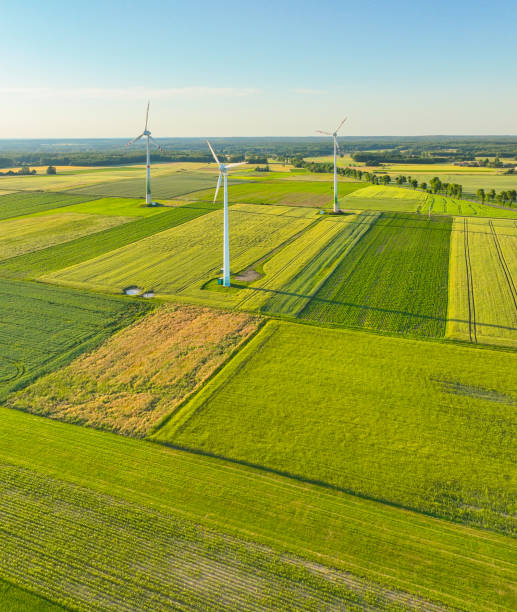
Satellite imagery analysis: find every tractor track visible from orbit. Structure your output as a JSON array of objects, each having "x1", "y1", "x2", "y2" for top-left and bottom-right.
[
  {"x1": 489, "y1": 220, "x2": 517, "y2": 312},
  {"x1": 463, "y1": 218, "x2": 477, "y2": 343}
]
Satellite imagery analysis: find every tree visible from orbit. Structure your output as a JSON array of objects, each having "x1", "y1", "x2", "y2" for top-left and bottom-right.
[
  {"x1": 411, "y1": 179, "x2": 418, "y2": 189},
  {"x1": 508, "y1": 190, "x2": 517, "y2": 206},
  {"x1": 382, "y1": 175, "x2": 391, "y2": 185},
  {"x1": 46, "y1": 165, "x2": 57, "y2": 175},
  {"x1": 488, "y1": 189, "x2": 496, "y2": 201},
  {"x1": 476, "y1": 188, "x2": 485, "y2": 203},
  {"x1": 419, "y1": 182, "x2": 427, "y2": 191},
  {"x1": 430, "y1": 177, "x2": 442, "y2": 194}
]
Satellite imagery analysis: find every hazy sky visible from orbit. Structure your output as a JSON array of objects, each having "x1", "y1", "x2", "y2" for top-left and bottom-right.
[{"x1": 1, "y1": 0, "x2": 516, "y2": 137}]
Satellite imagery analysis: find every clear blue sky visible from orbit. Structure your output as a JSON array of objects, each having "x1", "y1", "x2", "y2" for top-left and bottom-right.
[{"x1": 1, "y1": 0, "x2": 516, "y2": 137}]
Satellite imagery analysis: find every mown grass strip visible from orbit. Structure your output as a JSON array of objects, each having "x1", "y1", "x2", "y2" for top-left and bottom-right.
[
  {"x1": 0, "y1": 202, "x2": 221, "y2": 279},
  {"x1": 0, "y1": 406, "x2": 515, "y2": 611}
]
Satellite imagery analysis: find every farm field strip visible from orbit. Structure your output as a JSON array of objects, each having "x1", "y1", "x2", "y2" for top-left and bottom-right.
[
  {"x1": 0, "y1": 202, "x2": 221, "y2": 280},
  {"x1": 0, "y1": 191, "x2": 98, "y2": 220},
  {"x1": 182, "y1": 180, "x2": 367, "y2": 208},
  {"x1": 68, "y1": 171, "x2": 233, "y2": 200},
  {"x1": 43, "y1": 204, "x2": 316, "y2": 298},
  {"x1": 158, "y1": 321, "x2": 517, "y2": 536},
  {"x1": 0, "y1": 462, "x2": 422, "y2": 612},
  {"x1": 258, "y1": 212, "x2": 379, "y2": 315},
  {"x1": 235, "y1": 215, "x2": 355, "y2": 311},
  {"x1": 7, "y1": 305, "x2": 259, "y2": 437},
  {"x1": 0, "y1": 279, "x2": 147, "y2": 398},
  {"x1": 447, "y1": 217, "x2": 517, "y2": 347},
  {"x1": 0, "y1": 212, "x2": 131, "y2": 261},
  {"x1": 34, "y1": 196, "x2": 168, "y2": 218},
  {"x1": 0, "y1": 406, "x2": 515, "y2": 612},
  {"x1": 0, "y1": 576, "x2": 63, "y2": 611},
  {"x1": 299, "y1": 213, "x2": 452, "y2": 337}
]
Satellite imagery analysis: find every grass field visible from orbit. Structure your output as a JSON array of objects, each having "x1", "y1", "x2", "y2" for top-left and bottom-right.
[
  {"x1": 0, "y1": 279, "x2": 147, "y2": 398},
  {"x1": 0, "y1": 212, "x2": 130, "y2": 261},
  {"x1": 299, "y1": 213, "x2": 452, "y2": 337},
  {"x1": 7, "y1": 305, "x2": 259, "y2": 437},
  {"x1": 447, "y1": 217, "x2": 517, "y2": 347},
  {"x1": 0, "y1": 201, "x2": 221, "y2": 279},
  {"x1": 69, "y1": 171, "x2": 228, "y2": 199},
  {"x1": 0, "y1": 406, "x2": 515, "y2": 611},
  {"x1": 158, "y1": 320, "x2": 516, "y2": 534},
  {"x1": 0, "y1": 578, "x2": 63, "y2": 611},
  {"x1": 36, "y1": 196, "x2": 169, "y2": 218},
  {"x1": 0, "y1": 191, "x2": 96, "y2": 220},
  {"x1": 44, "y1": 204, "x2": 316, "y2": 298},
  {"x1": 184, "y1": 180, "x2": 367, "y2": 207}
]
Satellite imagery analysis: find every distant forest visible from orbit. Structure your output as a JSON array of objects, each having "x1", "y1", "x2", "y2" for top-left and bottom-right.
[{"x1": 0, "y1": 136, "x2": 516, "y2": 167}]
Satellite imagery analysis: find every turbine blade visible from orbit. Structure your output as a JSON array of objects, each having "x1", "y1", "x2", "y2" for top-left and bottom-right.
[
  {"x1": 214, "y1": 173, "x2": 222, "y2": 203},
  {"x1": 316, "y1": 130, "x2": 332, "y2": 136},
  {"x1": 149, "y1": 135, "x2": 163, "y2": 152},
  {"x1": 335, "y1": 116, "x2": 347, "y2": 132},
  {"x1": 226, "y1": 161, "x2": 247, "y2": 168},
  {"x1": 206, "y1": 140, "x2": 220, "y2": 165},
  {"x1": 145, "y1": 101, "x2": 150, "y2": 131},
  {"x1": 126, "y1": 132, "x2": 145, "y2": 146}
]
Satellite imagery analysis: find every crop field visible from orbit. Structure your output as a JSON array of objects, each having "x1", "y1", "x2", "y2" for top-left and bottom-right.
[
  {"x1": 447, "y1": 217, "x2": 517, "y2": 348},
  {"x1": 0, "y1": 201, "x2": 221, "y2": 279},
  {"x1": 7, "y1": 304, "x2": 259, "y2": 437},
  {"x1": 158, "y1": 320, "x2": 516, "y2": 534},
  {"x1": 298, "y1": 213, "x2": 451, "y2": 336},
  {"x1": 44, "y1": 204, "x2": 316, "y2": 298},
  {"x1": 69, "y1": 171, "x2": 229, "y2": 199},
  {"x1": 0, "y1": 191, "x2": 97, "y2": 220},
  {"x1": 427, "y1": 194, "x2": 517, "y2": 218},
  {"x1": 341, "y1": 185, "x2": 430, "y2": 212},
  {"x1": 0, "y1": 279, "x2": 146, "y2": 398},
  {"x1": 0, "y1": 212, "x2": 130, "y2": 261},
  {"x1": 0, "y1": 406, "x2": 515, "y2": 611},
  {"x1": 37, "y1": 196, "x2": 169, "y2": 218},
  {"x1": 184, "y1": 179, "x2": 367, "y2": 207},
  {"x1": 238, "y1": 211, "x2": 379, "y2": 313}
]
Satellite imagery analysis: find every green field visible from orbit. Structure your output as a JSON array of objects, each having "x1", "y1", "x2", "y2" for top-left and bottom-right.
[
  {"x1": 0, "y1": 212, "x2": 129, "y2": 261},
  {"x1": 0, "y1": 201, "x2": 221, "y2": 279},
  {"x1": 341, "y1": 185, "x2": 517, "y2": 217},
  {"x1": 69, "y1": 171, "x2": 228, "y2": 199},
  {"x1": 37, "y1": 196, "x2": 169, "y2": 218},
  {"x1": 0, "y1": 279, "x2": 147, "y2": 398},
  {"x1": 242, "y1": 211, "x2": 379, "y2": 314},
  {"x1": 157, "y1": 320, "x2": 516, "y2": 534},
  {"x1": 44, "y1": 204, "x2": 317, "y2": 298},
  {"x1": 0, "y1": 191, "x2": 96, "y2": 220},
  {"x1": 0, "y1": 578, "x2": 63, "y2": 611},
  {"x1": 447, "y1": 217, "x2": 517, "y2": 348},
  {"x1": 186, "y1": 180, "x2": 367, "y2": 207},
  {"x1": 298, "y1": 213, "x2": 451, "y2": 336},
  {"x1": 0, "y1": 405, "x2": 515, "y2": 611}
]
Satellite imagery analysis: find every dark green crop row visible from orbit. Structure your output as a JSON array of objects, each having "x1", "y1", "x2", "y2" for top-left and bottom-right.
[
  {"x1": 300, "y1": 213, "x2": 452, "y2": 337},
  {"x1": 0, "y1": 191, "x2": 97, "y2": 220}
]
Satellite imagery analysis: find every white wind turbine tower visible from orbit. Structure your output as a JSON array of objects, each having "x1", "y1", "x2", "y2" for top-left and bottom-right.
[
  {"x1": 207, "y1": 140, "x2": 247, "y2": 287},
  {"x1": 317, "y1": 117, "x2": 347, "y2": 213},
  {"x1": 126, "y1": 101, "x2": 163, "y2": 205}
]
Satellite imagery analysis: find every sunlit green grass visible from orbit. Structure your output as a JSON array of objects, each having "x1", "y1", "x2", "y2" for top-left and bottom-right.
[{"x1": 158, "y1": 320, "x2": 516, "y2": 534}]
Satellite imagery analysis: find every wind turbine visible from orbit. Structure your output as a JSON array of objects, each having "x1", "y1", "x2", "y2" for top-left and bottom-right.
[
  {"x1": 126, "y1": 101, "x2": 163, "y2": 205},
  {"x1": 207, "y1": 141, "x2": 246, "y2": 287},
  {"x1": 317, "y1": 117, "x2": 347, "y2": 213}
]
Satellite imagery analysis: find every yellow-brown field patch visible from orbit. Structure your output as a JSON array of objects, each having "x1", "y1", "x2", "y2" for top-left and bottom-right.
[{"x1": 6, "y1": 304, "x2": 259, "y2": 437}]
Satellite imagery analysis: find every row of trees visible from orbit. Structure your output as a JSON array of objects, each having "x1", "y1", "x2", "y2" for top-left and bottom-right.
[{"x1": 476, "y1": 188, "x2": 517, "y2": 205}]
